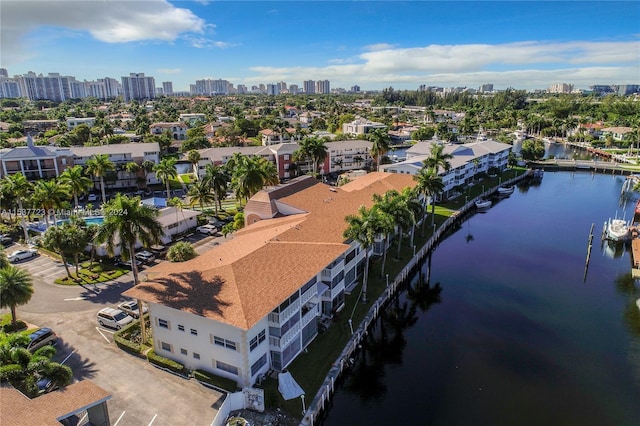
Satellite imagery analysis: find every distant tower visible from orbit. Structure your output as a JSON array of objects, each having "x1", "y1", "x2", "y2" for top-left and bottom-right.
[
  {"x1": 162, "y1": 81, "x2": 173, "y2": 95},
  {"x1": 0, "y1": 68, "x2": 8, "y2": 77}
]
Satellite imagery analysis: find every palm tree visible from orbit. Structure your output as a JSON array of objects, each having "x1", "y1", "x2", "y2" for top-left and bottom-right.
[
  {"x1": 295, "y1": 136, "x2": 328, "y2": 176},
  {"x1": 423, "y1": 143, "x2": 453, "y2": 175},
  {"x1": 343, "y1": 205, "x2": 392, "y2": 303},
  {"x1": 413, "y1": 167, "x2": 445, "y2": 234},
  {"x1": 394, "y1": 188, "x2": 421, "y2": 259},
  {"x1": 0, "y1": 344, "x2": 72, "y2": 398},
  {"x1": 368, "y1": 128, "x2": 391, "y2": 172},
  {"x1": 32, "y1": 179, "x2": 71, "y2": 227},
  {"x1": 59, "y1": 165, "x2": 93, "y2": 208},
  {"x1": 0, "y1": 173, "x2": 32, "y2": 241},
  {"x1": 231, "y1": 156, "x2": 272, "y2": 205},
  {"x1": 257, "y1": 157, "x2": 279, "y2": 186},
  {"x1": 140, "y1": 160, "x2": 155, "y2": 189},
  {"x1": 85, "y1": 154, "x2": 115, "y2": 204},
  {"x1": 186, "y1": 150, "x2": 201, "y2": 179},
  {"x1": 42, "y1": 225, "x2": 74, "y2": 278},
  {"x1": 371, "y1": 190, "x2": 402, "y2": 277},
  {"x1": 153, "y1": 157, "x2": 178, "y2": 200},
  {"x1": 0, "y1": 266, "x2": 34, "y2": 329},
  {"x1": 202, "y1": 164, "x2": 230, "y2": 215},
  {"x1": 187, "y1": 180, "x2": 215, "y2": 209},
  {"x1": 95, "y1": 194, "x2": 163, "y2": 342}
]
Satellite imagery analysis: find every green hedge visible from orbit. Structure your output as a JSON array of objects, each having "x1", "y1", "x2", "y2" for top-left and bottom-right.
[
  {"x1": 147, "y1": 350, "x2": 187, "y2": 376},
  {"x1": 193, "y1": 369, "x2": 239, "y2": 392},
  {"x1": 113, "y1": 321, "x2": 144, "y2": 356}
]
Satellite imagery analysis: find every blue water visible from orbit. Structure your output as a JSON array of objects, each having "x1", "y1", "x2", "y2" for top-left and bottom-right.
[
  {"x1": 56, "y1": 216, "x2": 104, "y2": 226},
  {"x1": 322, "y1": 172, "x2": 640, "y2": 426}
]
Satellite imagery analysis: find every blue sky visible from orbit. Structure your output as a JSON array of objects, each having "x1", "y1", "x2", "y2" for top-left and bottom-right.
[{"x1": 2, "y1": 1, "x2": 639, "y2": 91}]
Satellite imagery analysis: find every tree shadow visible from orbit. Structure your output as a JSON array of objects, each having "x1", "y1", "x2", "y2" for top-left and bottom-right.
[
  {"x1": 138, "y1": 271, "x2": 230, "y2": 317},
  {"x1": 77, "y1": 280, "x2": 134, "y2": 305},
  {"x1": 51, "y1": 339, "x2": 98, "y2": 382}
]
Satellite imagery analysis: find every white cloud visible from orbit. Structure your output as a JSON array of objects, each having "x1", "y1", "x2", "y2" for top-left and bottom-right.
[
  {"x1": 1, "y1": 0, "x2": 212, "y2": 63},
  {"x1": 247, "y1": 40, "x2": 640, "y2": 89},
  {"x1": 363, "y1": 43, "x2": 397, "y2": 52}
]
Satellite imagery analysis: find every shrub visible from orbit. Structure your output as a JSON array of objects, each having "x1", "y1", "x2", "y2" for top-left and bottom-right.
[
  {"x1": 166, "y1": 241, "x2": 197, "y2": 262},
  {"x1": 147, "y1": 350, "x2": 187, "y2": 376},
  {"x1": 193, "y1": 369, "x2": 239, "y2": 392},
  {"x1": 114, "y1": 333, "x2": 143, "y2": 356}
]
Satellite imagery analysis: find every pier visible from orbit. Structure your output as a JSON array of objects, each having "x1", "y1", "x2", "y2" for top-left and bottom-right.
[{"x1": 529, "y1": 159, "x2": 637, "y2": 175}]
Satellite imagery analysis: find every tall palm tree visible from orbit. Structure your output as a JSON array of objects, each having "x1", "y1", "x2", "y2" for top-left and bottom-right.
[
  {"x1": 95, "y1": 194, "x2": 163, "y2": 342},
  {"x1": 394, "y1": 188, "x2": 420, "y2": 260},
  {"x1": 187, "y1": 179, "x2": 215, "y2": 209},
  {"x1": 85, "y1": 154, "x2": 115, "y2": 204},
  {"x1": 186, "y1": 150, "x2": 201, "y2": 179},
  {"x1": 0, "y1": 173, "x2": 32, "y2": 241},
  {"x1": 402, "y1": 187, "x2": 423, "y2": 249},
  {"x1": 141, "y1": 160, "x2": 155, "y2": 189},
  {"x1": 202, "y1": 164, "x2": 230, "y2": 215},
  {"x1": 153, "y1": 157, "x2": 178, "y2": 200},
  {"x1": 343, "y1": 205, "x2": 392, "y2": 303},
  {"x1": 295, "y1": 136, "x2": 328, "y2": 176},
  {"x1": 369, "y1": 128, "x2": 391, "y2": 172},
  {"x1": 257, "y1": 157, "x2": 279, "y2": 186},
  {"x1": 413, "y1": 167, "x2": 445, "y2": 234},
  {"x1": 59, "y1": 165, "x2": 93, "y2": 208},
  {"x1": 371, "y1": 190, "x2": 402, "y2": 277},
  {"x1": 231, "y1": 156, "x2": 273, "y2": 205},
  {"x1": 32, "y1": 179, "x2": 71, "y2": 227},
  {"x1": 423, "y1": 143, "x2": 453, "y2": 175},
  {"x1": 0, "y1": 266, "x2": 34, "y2": 329}
]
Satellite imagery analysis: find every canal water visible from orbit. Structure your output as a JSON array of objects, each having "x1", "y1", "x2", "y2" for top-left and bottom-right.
[{"x1": 321, "y1": 171, "x2": 640, "y2": 426}]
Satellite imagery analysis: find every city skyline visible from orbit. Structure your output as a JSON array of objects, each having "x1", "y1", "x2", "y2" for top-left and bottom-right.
[{"x1": 1, "y1": 1, "x2": 639, "y2": 92}]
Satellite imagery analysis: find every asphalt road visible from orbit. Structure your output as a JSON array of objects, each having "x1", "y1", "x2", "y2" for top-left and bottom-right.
[{"x1": 2, "y1": 243, "x2": 226, "y2": 426}]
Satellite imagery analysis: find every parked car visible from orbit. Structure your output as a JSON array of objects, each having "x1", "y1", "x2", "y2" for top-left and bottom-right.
[
  {"x1": 0, "y1": 235, "x2": 12, "y2": 247},
  {"x1": 26, "y1": 327, "x2": 58, "y2": 353},
  {"x1": 87, "y1": 193, "x2": 98, "y2": 202},
  {"x1": 135, "y1": 250, "x2": 156, "y2": 264},
  {"x1": 117, "y1": 300, "x2": 149, "y2": 319},
  {"x1": 97, "y1": 307, "x2": 133, "y2": 330},
  {"x1": 196, "y1": 224, "x2": 218, "y2": 235},
  {"x1": 7, "y1": 249, "x2": 38, "y2": 263},
  {"x1": 114, "y1": 257, "x2": 143, "y2": 270}
]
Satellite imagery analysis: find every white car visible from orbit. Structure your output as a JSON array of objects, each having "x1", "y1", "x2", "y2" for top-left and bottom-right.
[
  {"x1": 135, "y1": 250, "x2": 156, "y2": 264},
  {"x1": 97, "y1": 307, "x2": 133, "y2": 330},
  {"x1": 117, "y1": 300, "x2": 149, "y2": 319},
  {"x1": 197, "y1": 224, "x2": 218, "y2": 235},
  {"x1": 8, "y1": 249, "x2": 38, "y2": 263},
  {"x1": 87, "y1": 194, "x2": 98, "y2": 202}
]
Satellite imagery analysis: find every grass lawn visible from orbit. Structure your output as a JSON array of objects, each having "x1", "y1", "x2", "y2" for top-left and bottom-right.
[
  {"x1": 55, "y1": 262, "x2": 127, "y2": 285},
  {"x1": 168, "y1": 178, "x2": 183, "y2": 190},
  {"x1": 179, "y1": 173, "x2": 194, "y2": 184},
  {"x1": 0, "y1": 313, "x2": 36, "y2": 334},
  {"x1": 262, "y1": 168, "x2": 528, "y2": 419}
]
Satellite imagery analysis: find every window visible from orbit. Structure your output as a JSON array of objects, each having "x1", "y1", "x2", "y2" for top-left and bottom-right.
[
  {"x1": 213, "y1": 336, "x2": 237, "y2": 351},
  {"x1": 193, "y1": 353, "x2": 200, "y2": 360},
  {"x1": 251, "y1": 354, "x2": 268, "y2": 376},
  {"x1": 190, "y1": 329, "x2": 198, "y2": 336},
  {"x1": 161, "y1": 342, "x2": 172, "y2": 352},
  {"x1": 180, "y1": 348, "x2": 187, "y2": 355},
  {"x1": 216, "y1": 360, "x2": 239, "y2": 375},
  {"x1": 178, "y1": 325, "x2": 185, "y2": 332},
  {"x1": 250, "y1": 329, "x2": 266, "y2": 351},
  {"x1": 158, "y1": 319, "x2": 169, "y2": 329}
]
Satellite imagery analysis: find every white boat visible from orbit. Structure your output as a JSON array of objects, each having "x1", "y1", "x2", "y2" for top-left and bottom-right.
[
  {"x1": 475, "y1": 199, "x2": 492, "y2": 210},
  {"x1": 497, "y1": 185, "x2": 515, "y2": 196},
  {"x1": 605, "y1": 218, "x2": 630, "y2": 241}
]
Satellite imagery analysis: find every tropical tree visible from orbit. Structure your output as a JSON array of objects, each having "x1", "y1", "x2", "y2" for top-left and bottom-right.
[
  {"x1": 395, "y1": 188, "x2": 422, "y2": 259},
  {"x1": 0, "y1": 266, "x2": 34, "y2": 329},
  {"x1": 166, "y1": 241, "x2": 198, "y2": 262},
  {"x1": 0, "y1": 342, "x2": 72, "y2": 398},
  {"x1": 95, "y1": 195, "x2": 163, "y2": 341},
  {"x1": 294, "y1": 136, "x2": 328, "y2": 176},
  {"x1": 371, "y1": 190, "x2": 402, "y2": 276},
  {"x1": 59, "y1": 165, "x2": 93, "y2": 208},
  {"x1": 343, "y1": 205, "x2": 392, "y2": 303},
  {"x1": 369, "y1": 128, "x2": 391, "y2": 171},
  {"x1": 202, "y1": 164, "x2": 230, "y2": 215},
  {"x1": 84, "y1": 154, "x2": 115, "y2": 204},
  {"x1": 153, "y1": 157, "x2": 178, "y2": 199},
  {"x1": 32, "y1": 179, "x2": 70, "y2": 227},
  {"x1": 0, "y1": 173, "x2": 32, "y2": 241},
  {"x1": 230, "y1": 156, "x2": 275, "y2": 205},
  {"x1": 413, "y1": 167, "x2": 445, "y2": 233},
  {"x1": 187, "y1": 179, "x2": 215, "y2": 209},
  {"x1": 423, "y1": 143, "x2": 454, "y2": 175},
  {"x1": 0, "y1": 247, "x2": 8, "y2": 269},
  {"x1": 186, "y1": 150, "x2": 201, "y2": 179}
]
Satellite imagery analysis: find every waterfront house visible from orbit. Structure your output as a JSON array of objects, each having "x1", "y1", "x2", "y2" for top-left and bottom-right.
[{"x1": 124, "y1": 172, "x2": 416, "y2": 387}]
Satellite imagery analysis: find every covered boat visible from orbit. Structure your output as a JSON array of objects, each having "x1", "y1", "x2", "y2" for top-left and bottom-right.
[{"x1": 606, "y1": 218, "x2": 630, "y2": 241}]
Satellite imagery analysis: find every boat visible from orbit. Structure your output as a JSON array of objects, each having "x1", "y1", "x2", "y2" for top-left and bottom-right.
[
  {"x1": 475, "y1": 199, "x2": 492, "y2": 210},
  {"x1": 605, "y1": 218, "x2": 630, "y2": 241},
  {"x1": 531, "y1": 169, "x2": 544, "y2": 181},
  {"x1": 497, "y1": 185, "x2": 515, "y2": 196}
]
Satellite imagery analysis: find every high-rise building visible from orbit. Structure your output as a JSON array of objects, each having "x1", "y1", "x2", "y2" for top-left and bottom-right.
[
  {"x1": 266, "y1": 83, "x2": 280, "y2": 95},
  {"x1": 289, "y1": 84, "x2": 299, "y2": 94},
  {"x1": 618, "y1": 85, "x2": 640, "y2": 95},
  {"x1": 547, "y1": 83, "x2": 573, "y2": 94},
  {"x1": 0, "y1": 68, "x2": 8, "y2": 78},
  {"x1": 479, "y1": 83, "x2": 494, "y2": 93},
  {"x1": 121, "y1": 73, "x2": 156, "y2": 101},
  {"x1": 303, "y1": 80, "x2": 315, "y2": 94},
  {"x1": 163, "y1": 81, "x2": 173, "y2": 95},
  {"x1": 350, "y1": 85, "x2": 360, "y2": 93},
  {"x1": 316, "y1": 80, "x2": 330, "y2": 94},
  {"x1": 237, "y1": 84, "x2": 248, "y2": 94},
  {"x1": 0, "y1": 77, "x2": 21, "y2": 98}
]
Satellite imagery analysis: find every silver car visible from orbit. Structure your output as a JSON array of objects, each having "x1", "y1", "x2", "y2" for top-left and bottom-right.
[{"x1": 8, "y1": 249, "x2": 38, "y2": 263}]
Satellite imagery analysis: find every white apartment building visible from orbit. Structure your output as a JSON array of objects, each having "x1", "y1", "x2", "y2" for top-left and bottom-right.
[
  {"x1": 380, "y1": 140, "x2": 512, "y2": 198},
  {"x1": 67, "y1": 117, "x2": 96, "y2": 130},
  {"x1": 323, "y1": 140, "x2": 372, "y2": 173},
  {"x1": 150, "y1": 122, "x2": 188, "y2": 140},
  {"x1": 125, "y1": 173, "x2": 416, "y2": 386},
  {"x1": 121, "y1": 73, "x2": 156, "y2": 101},
  {"x1": 342, "y1": 117, "x2": 386, "y2": 135}
]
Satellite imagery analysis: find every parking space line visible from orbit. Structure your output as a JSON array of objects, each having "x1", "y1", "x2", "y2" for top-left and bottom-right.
[
  {"x1": 148, "y1": 413, "x2": 158, "y2": 426},
  {"x1": 95, "y1": 327, "x2": 112, "y2": 343},
  {"x1": 114, "y1": 411, "x2": 126, "y2": 426},
  {"x1": 61, "y1": 350, "x2": 76, "y2": 364}
]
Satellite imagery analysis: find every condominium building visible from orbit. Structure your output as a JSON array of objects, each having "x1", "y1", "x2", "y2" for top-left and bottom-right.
[
  {"x1": 124, "y1": 172, "x2": 416, "y2": 387},
  {"x1": 162, "y1": 81, "x2": 174, "y2": 95},
  {"x1": 266, "y1": 84, "x2": 280, "y2": 96},
  {"x1": 342, "y1": 117, "x2": 386, "y2": 135},
  {"x1": 193, "y1": 79, "x2": 230, "y2": 95},
  {"x1": 66, "y1": 117, "x2": 96, "y2": 130},
  {"x1": 150, "y1": 122, "x2": 188, "y2": 140},
  {"x1": 547, "y1": 83, "x2": 573, "y2": 94},
  {"x1": 303, "y1": 80, "x2": 315, "y2": 94},
  {"x1": 121, "y1": 73, "x2": 156, "y2": 102},
  {"x1": 315, "y1": 80, "x2": 330, "y2": 94}
]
